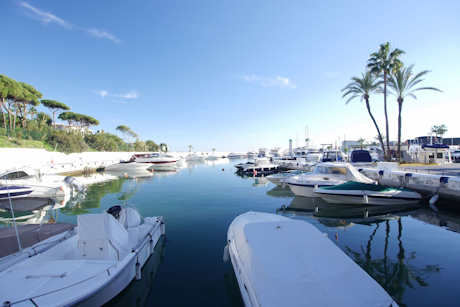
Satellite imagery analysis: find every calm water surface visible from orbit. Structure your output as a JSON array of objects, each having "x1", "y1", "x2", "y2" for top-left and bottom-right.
[{"x1": 28, "y1": 159, "x2": 460, "y2": 306}]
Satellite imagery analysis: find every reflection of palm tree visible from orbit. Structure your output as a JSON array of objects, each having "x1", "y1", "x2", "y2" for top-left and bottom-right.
[{"x1": 345, "y1": 218, "x2": 440, "y2": 303}]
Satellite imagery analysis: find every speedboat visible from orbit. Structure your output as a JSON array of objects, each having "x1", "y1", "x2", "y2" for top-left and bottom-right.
[
  {"x1": 0, "y1": 204, "x2": 165, "y2": 306},
  {"x1": 314, "y1": 181, "x2": 422, "y2": 205},
  {"x1": 224, "y1": 212, "x2": 398, "y2": 307},
  {"x1": 283, "y1": 162, "x2": 374, "y2": 197},
  {"x1": 0, "y1": 186, "x2": 33, "y2": 199},
  {"x1": 321, "y1": 150, "x2": 347, "y2": 162},
  {"x1": 105, "y1": 161, "x2": 151, "y2": 171},
  {"x1": 265, "y1": 170, "x2": 304, "y2": 186},
  {"x1": 0, "y1": 167, "x2": 85, "y2": 198},
  {"x1": 130, "y1": 153, "x2": 178, "y2": 167},
  {"x1": 237, "y1": 158, "x2": 278, "y2": 175},
  {"x1": 227, "y1": 153, "x2": 244, "y2": 158}
]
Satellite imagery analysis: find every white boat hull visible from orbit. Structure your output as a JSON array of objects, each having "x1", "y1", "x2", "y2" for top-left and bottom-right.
[
  {"x1": 314, "y1": 190, "x2": 422, "y2": 206},
  {"x1": 105, "y1": 162, "x2": 151, "y2": 171},
  {"x1": 287, "y1": 181, "x2": 343, "y2": 197}
]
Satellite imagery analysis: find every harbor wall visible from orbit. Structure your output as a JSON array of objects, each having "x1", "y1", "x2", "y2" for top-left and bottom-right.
[{"x1": 0, "y1": 149, "x2": 232, "y2": 175}]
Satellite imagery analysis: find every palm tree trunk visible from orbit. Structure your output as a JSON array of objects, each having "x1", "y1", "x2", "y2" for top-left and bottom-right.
[
  {"x1": 383, "y1": 73, "x2": 391, "y2": 162},
  {"x1": 397, "y1": 100, "x2": 403, "y2": 163},
  {"x1": 365, "y1": 99, "x2": 386, "y2": 157}
]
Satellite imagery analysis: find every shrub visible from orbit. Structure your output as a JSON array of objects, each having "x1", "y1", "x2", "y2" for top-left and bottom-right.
[{"x1": 46, "y1": 131, "x2": 89, "y2": 154}]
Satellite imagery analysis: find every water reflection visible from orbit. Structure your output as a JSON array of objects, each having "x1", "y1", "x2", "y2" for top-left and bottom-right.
[
  {"x1": 223, "y1": 265, "x2": 244, "y2": 307},
  {"x1": 104, "y1": 237, "x2": 166, "y2": 307},
  {"x1": 266, "y1": 186, "x2": 295, "y2": 198},
  {"x1": 345, "y1": 219, "x2": 441, "y2": 303}
]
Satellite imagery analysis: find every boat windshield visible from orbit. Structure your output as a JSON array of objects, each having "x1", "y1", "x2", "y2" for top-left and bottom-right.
[
  {"x1": 312, "y1": 166, "x2": 347, "y2": 175},
  {"x1": 0, "y1": 171, "x2": 30, "y2": 180}
]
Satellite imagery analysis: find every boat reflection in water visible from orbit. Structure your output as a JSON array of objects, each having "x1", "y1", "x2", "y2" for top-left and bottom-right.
[
  {"x1": 223, "y1": 263, "x2": 245, "y2": 307},
  {"x1": 266, "y1": 186, "x2": 295, "y2": 198},
  {"x1": 104, "y1": 236, "x2": 166, "y2": 307}
]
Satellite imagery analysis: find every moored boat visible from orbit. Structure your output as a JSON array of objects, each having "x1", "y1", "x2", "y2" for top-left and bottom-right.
[
  {"x1": 314, "y1": 181, "x2": 422, "y2": 205},
  {"x1": 224, "y1": 211, "x2": 398, "y2": 307},
  {"x1": 0, "y1": 204, "x2": 165, "y2": 306},
  {"x1": 283, "y1": 162, "x2": 374, "y2": 197}
]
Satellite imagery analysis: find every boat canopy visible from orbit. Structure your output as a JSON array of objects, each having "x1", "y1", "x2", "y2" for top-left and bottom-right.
[
  {"x1": 229, "y1": 212, "x2": 396, "y2": 306},
  {"x1": 350, "y1": 150, "x2": 372, "y2": 163},
  {"x1": 312, "y1": 163, "x2": 375, "y2": 184}
]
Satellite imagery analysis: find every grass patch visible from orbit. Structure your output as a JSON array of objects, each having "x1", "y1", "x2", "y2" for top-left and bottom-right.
[{"x1": 0, "y1": 136, "x2": 53, "y2": 150}]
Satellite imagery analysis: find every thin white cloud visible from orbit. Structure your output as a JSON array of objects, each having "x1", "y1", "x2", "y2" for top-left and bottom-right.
[
  {"x1": 94, "y1": 90, "x2": 108, "y2": 98},
  {"x1": 93, "y1": 90, "x2": 138, "y2": 99},
  {"x1": 19, "y1": 2, "x2": 72, "y2": 28},
  {"x1": 114, "y1": 91, "x2": 138, "y2": 99},
  {"x1": 241, "y1": 74, "x2": 297, "y2": 89},
  {"x1": 86, "y1": 29, "x2": 121, "y2": 44},
  {"x1": 18, "y1": 2, "x2": 121, "y2": 43},
  {"x1": 105, "y1": 100, "x2": 126, "y2": 104}
]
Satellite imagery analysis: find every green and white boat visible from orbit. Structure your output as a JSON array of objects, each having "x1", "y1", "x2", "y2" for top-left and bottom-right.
[{"x1": 314, "y1": 181, "x2": 422, "y2": 206}]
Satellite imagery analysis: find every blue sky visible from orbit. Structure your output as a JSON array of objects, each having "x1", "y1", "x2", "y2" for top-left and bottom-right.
[{"x1": 2, "y1": 0, "x2": 459, "y2": 152}]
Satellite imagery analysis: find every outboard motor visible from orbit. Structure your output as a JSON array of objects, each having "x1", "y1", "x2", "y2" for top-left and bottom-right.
[
  {"x1": 64, "y1": 176, "x2": 86, "y2": 193},
  {"x1": 107, "y1": 205, "x2": 122, "y2": 219}
]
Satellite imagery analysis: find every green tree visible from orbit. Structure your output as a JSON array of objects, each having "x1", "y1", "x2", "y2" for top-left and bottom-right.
[
  {"x1": 212, "y1": 148, "x2": 216, "y2": 155},
  {"x1": 388, "y1": 65, "x2": 443, "y2": 162},
  {"x1": 16, "y1": 82, "x2": 42, "y2": 128},
  {"x1": 58, "y1": 112, "x2": 80, "y2": 132},
  {"x1": 0, "y1": 75, "x2": 23, "y2": 130},
  {"x1": 367, "y1": 43, "x2": 405, "y2": 161},
  {"x1": 358, "y1": 138, "x2": 366, "y2": 150},
  {"x1": 431, "y1": 125, "x2": 448, "y2": 140},
  {"x1": 79, "y1": 114, "x2": 99, "y2": 133},
  {"x1": 189, "y1": 145, "x2": 193, "y2": 153},
  {"x1": 116, "y1": 125, "x2": 137, "y2": 151},
  {"x1": 146, "y1": 140, "x2": 157, "y2": 151},
  {"x1": 41, "y1": 99, "x2": 70, "y2": 130},
  {"x1": 342, "y1": 70, "x2": 385, "y2": 156},
  {"x1": 36, "y1": 112, "x2": 52, "y2": 125}
]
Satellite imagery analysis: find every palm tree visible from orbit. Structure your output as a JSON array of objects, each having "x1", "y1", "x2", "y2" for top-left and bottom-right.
[
  {"x1": 342, "y1": 70, "x2": 385, "y2": 156},
  {"x1": 388, "y1": 64, "x2": 443, "y2": 162},
  {"x1": 358, "y1": 138, "x2": 365, "y2": 150},
  {"x1": 189, "y1": 145, "x2": 193, "y2": 153},
  {"x1": 212, "y1": 148, "x2": 216, "y2": 156},
  {"x1": 368, "y1": 43, "x2": 405, "y2": 161}
]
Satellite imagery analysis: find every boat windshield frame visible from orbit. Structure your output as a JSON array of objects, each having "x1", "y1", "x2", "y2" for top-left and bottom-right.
[{"x1": 312, "y1": 166, "x2": 347, "y2": 175}]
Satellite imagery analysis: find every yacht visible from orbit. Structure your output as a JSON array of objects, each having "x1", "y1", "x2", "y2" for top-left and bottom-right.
[
  {"x1": 130, "y1": 153, "x2": 178, "y2": 167},
  {"x1": 237, "y1": 157, "x2": 279, "y2": 175},
  {"x1": 283, "y1": 162, "x2": 374, "y2": 197},
  {"x1": 186, "y1": 153, "x2": 206, "y2": 161}
]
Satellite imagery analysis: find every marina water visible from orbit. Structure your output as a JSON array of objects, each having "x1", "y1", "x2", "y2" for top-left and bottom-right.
[{"x1": 4, "y1": 158, "x2": 460, "y2": 306}]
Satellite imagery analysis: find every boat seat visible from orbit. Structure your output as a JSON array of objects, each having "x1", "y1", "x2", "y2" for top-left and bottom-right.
[{"x1": 77, "y1": 214, "x2": 129, "y2": 261}]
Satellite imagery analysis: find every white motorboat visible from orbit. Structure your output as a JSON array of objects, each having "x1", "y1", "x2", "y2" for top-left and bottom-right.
[
  {"x1": 105, "y1": 161, "x2": 151, "y2": 171},
  {"x1": 283, "y1": 162, "x2": 374, "y2": 197},
  {"x1": 130, "y1": 153, "x2": 178, "y2": 167},
  {"x1": 224, "y1": 212, "x2": 398, "y2": 307},
  {"x1": 237, "y1": 158, "x2": 278, "y2": 175},
  {"x1": 265, "y1": 170, "x2": 304, "y2": 186},
  {"x1": 0, "y1": 167, "x2": 84, "y2": 199},
  {"x1": 185, "y1": 153, "x2": 206, "y2": 161},
  {"x1": 0, "y1": 186, "x2": 33, "y2": 199},
  {"x1": 227, "y1": 153, "x2": 245, "y2": 159},
  {"x1": 314, "y1": 181, "x2": 422, "y2": 205},
  {"x1": 0, "y1": 204, "x2": 165, "y2": 306},
  {"x1": 206, "y1": 155, "x2": 219, "y2": 160}
]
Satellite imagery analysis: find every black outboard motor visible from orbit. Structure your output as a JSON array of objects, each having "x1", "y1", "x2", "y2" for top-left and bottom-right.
[
  {"x1": 107, "y1": 205, "x2": 122, "y2": 219},
  {"x1": 64, "y1": 176, "x2": 86, "y2": 193}
]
